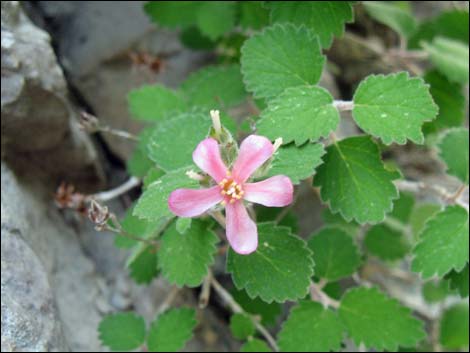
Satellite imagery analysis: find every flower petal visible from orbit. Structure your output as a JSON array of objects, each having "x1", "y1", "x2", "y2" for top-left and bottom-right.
[
  {"x1": 244, "y1": 175, "x2": 294, "y2": 207},
  {"x1": 232, "y1": 135, "x2": 274, "y2": 182},
  {"x1": 168, "y1": 186, "x2": 223, "y2": 217},
  {"x1": 225, "y1": 201, "x2": 258, "y2": 255},
  {"x1": 192, "y1": 138, "x2": 228, "y2": 182}
]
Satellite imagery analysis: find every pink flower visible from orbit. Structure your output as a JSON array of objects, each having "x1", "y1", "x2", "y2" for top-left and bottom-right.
[{"x1": 168, "y1": 135, "x2": 293, "y2": 255}]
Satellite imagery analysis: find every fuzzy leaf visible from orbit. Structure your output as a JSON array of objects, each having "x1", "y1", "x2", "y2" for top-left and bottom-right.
[
  {"x1": 230, "y1": 313, "x2": 255, "y2": 340},
  {"x1": 440, "y1": 304, "x2": 469, "y2": 350},
  {"x1": 307, "y1": 227, "x2": 361, "y2": 281},
  {"x1": 133, "y1": 167, "x2": 197, "y2": 222},
  {"x1": 313, "y1": 136, "x2": 399, "y2": 224},
  {"x1": 241, "y1": 23, "x2": 325, "y2": 99},
  {"x1": 257, "y1": 86, "x2": 339, "y2": 146},
  {"x1": 278, "y1": 301, "x2": 344, "y2": 352},
  {"x1": 423, "y1": 37, "x2": 469, "y2": 84},
  {"x1": 98, "y1": 312, "x2": 146, "y2": 351},
  {"x1": 238, "y1": 1, "x2": 269, "y2": 30},
  {"x1": 144, "y1": 1, "x2": 200, "y2": 29},
  {"x1": 339, "y1": 287, "x2": 425, "y2": 351},
  {"x1": 196, "y1": 1, "x2": 236, "y2": 40},
  {"x1": 364, "y1": 224, "x2": 410, "y2": 261},
  {"x1": 227, "y1": 223, "x2": 314, "y2": 303},
  {"x1": 127, "y1": 245, "x2": 159, "y2": 285},
  {"x1": 269, "y1": 1, "x2": 354, "y2": 48},
  {"x1": 159, "y1": 220, "x2": 218, "y2": 287},
  {"x1": 241, "y1": 339, "x2": 272, "y2": 352},
  {"x1": 363, "y1": 1, "x2": 416, "y2": 38},
  {"x1": 437, "y1": 128, "x2": 469, "y2": 184},
  {"x1": 147, "y1": 308, "x2": 197, "y2": 352},
  {"x1": 231, "y1": 288, "x2": 282, "y2": 326},
  {"x1": 412, "y1": 205, "x2": 469, "y2": 279},
  {"x1": 352, "y1": 72, "x2": 438, "y2": 144},
  {"x1": 175, "y1": 217, "x2": 192, "y2": 234},
  {"x1": 446, "y1": 264, "x2": 469, "y2": 298}
]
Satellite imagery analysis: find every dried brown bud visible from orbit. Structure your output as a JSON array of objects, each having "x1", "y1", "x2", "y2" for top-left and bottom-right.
[
  {"x1": 78, "y1": 111, "x2": 100, "y2": 133},
  {"x1": 55, "y1": 182, "x2": 87, "y2": 215},
  {"x1": 88, "y1": 199, "x2": 110, "y2": 230}
]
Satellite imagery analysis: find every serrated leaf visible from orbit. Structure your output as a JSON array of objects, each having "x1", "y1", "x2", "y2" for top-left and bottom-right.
[
  {"x1": 313, "y1": 136, "x2": 399, "y2": 224},
  {"x1": 128, "y1": 85, "x2": 186, "y2": 122},
  {"x1": 339, "y1": 287, "x2": 425, "y2": 351},
  {"x1": 321, "y1": 208, "x2": 359, "y2": 236},
  {"x1": 437, "y1": 128, "x2": 469, "y2": 184},
  {"x1": 446, "y1": 264, "x2": 469, "y2": 298},
  {"x1": 127, "y1": 147, "x2": 155, "y2": 178},
  {"x1": 128, "y1": 245, "x2": 159, "y2": 285},
  {"x1": 180, "y1": 26, "x2": 216, "y2": 50},
  {"x1": 255, "y1": 206, "x2": 299, "y2": 234},
  {"x1": 409, "y1": 203, "x2": 441, "y2": 237},
  {"x1": 229, "y1": 313, "x2": 255, "y2": 340},
  {"x1": 269, "y1": 1, "x2": 354, "y2": 48},
  {"x1": 422, "y1": 280, "x2": 453, "y2": 303},
  {"x1": 278, "y1": 301, "x2": 344, "y2": 352},
  {"x1": 143, "y1": 168, "x2": 166, "y2": 190},
  {"x1": 440, "y1": 304, "x2": 469, "y2": 350},
  {"x1": 144, "y1": 1, "x2": 201, "y2": 29},
  {"x1": 352, "y1": 72, "x2": 438, "y2": 144},
  {"x1": 98, "y1": 312, "x2": 146, "y2": 351},
  {"x1": 257, "y1": 86, "x2": 339, "y2": 146},
  {"x1": 363, "y1": 1, "x2": 416, "y2": 38},
  {"x1": 175, "y1": 217, "x2": 192, "y2": 234},
  {"x1": 423, "y1": 37, "x2": 469, "y2": 84},
  {"x1": 364, "y1": 224, "x2": 410, "y2": 261},
  {"x1": 147, "y1": 112, "x2": 211, "y2": 171},
  {"x1": 241, "y1": 23, "x2": 325, "y2": 99},
  {"x1": 133, "y1": 167, "x2": 197, "y2": 222},
  {"x1": 231, "y1": 288, "x2": 282, "y2": 326},
  {"x1": 227, "y1": 223, "x2": 314, "y2": 303},
  {"x1": 180, "y1": 65, "x2": 246, "y2": 109},
  {"x1": 116, "y1": 205, "x2": 163, "y2": 248},
  {"x1": 423, "y1": 70, "x2": 465, "y2": 134},
  {"x1": 196, "y1": 1, "x2": 236, "y2": 40},
  {"x1": 159, "y1": 220, "x2": 218, "y2": 287},
  {"x1": 147, "y1": 308, "x2": 197, "y2": 352},
  {"x1": 241, "y1": 338, "x2": 272, "y2": 352},
  {"x1": 265, "y1": 142, "x2": 325, "y2": 184},
  {"x1": 238, "y1": 1, "x2": 269, "y2": 30},
  {"x1": 412, "y1": 205, "x2": 469, "y2": 279},
  {"x1": 391, "y1": 192, "x2": 415, "y2": 224},
  {"x1": 308, "y1": 227, "x2": 361, "y2": 281}
]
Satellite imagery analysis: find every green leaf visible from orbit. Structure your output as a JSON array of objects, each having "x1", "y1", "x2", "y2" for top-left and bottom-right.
[
  {"x1": 240, "y1": 338, "x2": 272, "y2": 352},
  {"x1": 241, "y1": 23, "x2": 325, "y2": 99},
  {"x1": 196, "y1": 1, "x2": 236, "y2": 40},
  {"x1": 266, "y1": 142, "x2": 325, "y2": 184},
  {"x1": 238, "y1": 1, "x2": 269, "y2": 30},
  {"x1": 144, "y1": 1, "x2": 201, "y2": 29},
  {"x1": 423, "y1": 70, "x2": 465, "y2": 134},
  {"x1": 128, "y1": 85, "x2": 186, "y2": 122},
  {"x1": 409, "y1": 203, "x2": 441, "y2": 237},
  {"x1": 446, "y1": 264, "x2": 469, "y2": 298},
  {"x1": 363, "y1": 1, "x2": 416, "y2": 38},
  {"x1": 440, "y1": 304, "x2": 469, "y2": 350},
  {"x1": 352, "y1": 72, "x2": 438, "y2": 144},
  {"x1": 175, "y1": 217, "x2": 192, "y2": 234},
  {"x1": 423, "y1": 37, "x2": 469, "y2": 84},
  {"x1": 147, "y1": 308, "x2": 197, "y2": 352},
  {"x1": 321, "y1": 208, "x2": 359, "y2": 236},
  {"x1": 313, "y1": 136, "x2": 399, "y2": 224},
  {"x1": 116, "y1": 205, "x2": 163, "y2": 248},
  {"x1": 133, "y1": 167, "x2": 198, "y2": 222},
  {"x1": 437, "y1": 128, "x2": 469, "y2": 184},
  {"x1": 147, "y1": 112, "x2": 211, "y2": 171},
  {"x1": 278, "y1": 301, "x2": 344, "y2": 352},
  {"x1": 180, "y1": 65, "x2": 246, "y2": 109},
  {"x1": 422, "y1": 280, "x2": 453, "y2": 303},
  {"x1": 229, "y1": 313, "x2": 255, "y2": 340},
  {"x1": 339, "y1": 287, "x2": 425, "y2": 351},
  {"x1": 127, "y1": 245, "x2": 159, "y2": 285},
  {"x1": 98, "y1": 312, "x2": 146, "y2": 351},
  {"x1": 227, "y1": 223, "x2": 314, "y2": 303},
  {"x1": 390, "y1": 192, "x2": 415, "y2": 224},
  {"x1": 412, "y1": 205, "x2": 469, "y2": 279},
  {"x1": 180, "y1": 26, "x2": 216, "y2": 50},
  {"x1": 257, "y1": 86, "x2": 339, "y2": 146},
  {"x1": 231, "y1": 288, "x2": 282, "y2": 326},
  {"x1": 269, "y1": 1, "x2": 354, "y2": 48},
  {"x1": 143, "y1": 168, "x2": 166, "y2": 190},
  {"x1": 307, "y1": 227, "x2": 361, "y2": 281},
  {"x1": 255, "y1": 206, "x2": 299, "y2": 234},
  {"x1": 364, "y1": 224, "x2": 410, "y2": 261},
  {"x1": 159, "y1": 220, "x2": 218, "y2": 287},
  {"x1": 127, "y1": 147, "x2": 155, "y2": 178}
]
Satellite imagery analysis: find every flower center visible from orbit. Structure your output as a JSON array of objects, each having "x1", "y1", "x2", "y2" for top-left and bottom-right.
[{"x1": 219, "y1": 176, "x2": 244, "y2": 204}]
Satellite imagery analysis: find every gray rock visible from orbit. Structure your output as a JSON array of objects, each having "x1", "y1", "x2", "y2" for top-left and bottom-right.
[
  {"x1": 1, "y1": 1, "x2": 103, "y2": 190},
  {"x1": 37, "y1": 1, "x2": 211, "y2": 159}
]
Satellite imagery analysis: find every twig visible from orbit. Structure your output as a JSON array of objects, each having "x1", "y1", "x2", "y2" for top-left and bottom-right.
[
  {"x1": 99, "y1": 125, "x2": 139, "y2": 141},
  {"x1": 333, "y1": 100, "x2": 354, "y2": 111},
  {"x1": 105, "y1": 213, "x2": 159, "y2": 247},
  {"x1": 88, "y1": 176, "x2": 141, "y2": 202},
  {"x1": 210, "y1": 210, "x2": 227, "y2": 229},
  {"x1": 199, "y1": 271, "x2": 212, "y2": 309},
  {"x1": 156, "y1": 286, "x2": 180, "y2": 315},
  {"x1": 210, "y1": 277, "x2": 279, "y2": 352},
  {"x1": 309, "y1": 282, "x2": 340, "y2": 309},
  {"x1": 79, "y1": 111, "x2": 138, "y2": 141}
]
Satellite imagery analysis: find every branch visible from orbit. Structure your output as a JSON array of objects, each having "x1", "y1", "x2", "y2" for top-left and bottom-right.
[
  {"x1": 333, "y1": 100, "x2": 354, "y2": 111},
  {"x1": 210, "y1": 277, "x2": 279, "y2": 352},
  {"x1": 156, "y1": 286, "x2": 180, "y2": 315},
  {"x1": 309, "y1": 282, "x2": 340, "y2": 309},
  {"x1": 88, "y1": 176, "x2": 141, "y2": 202}
]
